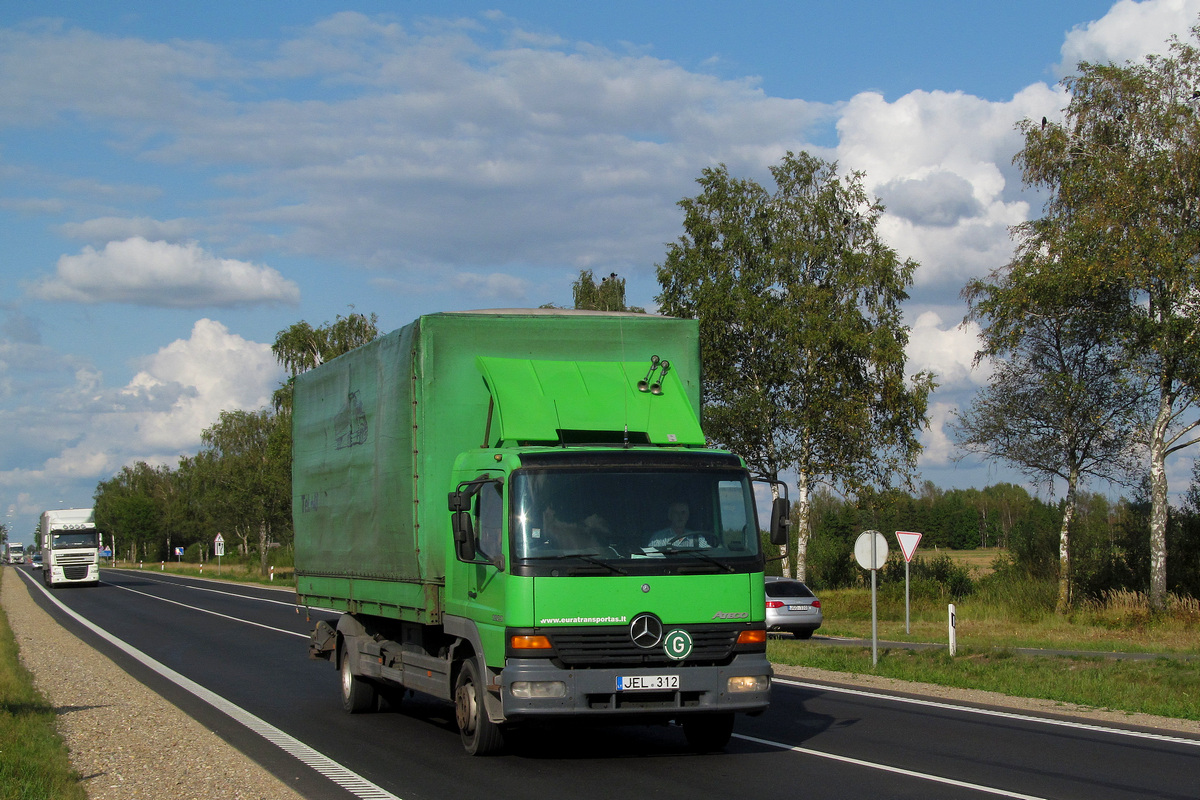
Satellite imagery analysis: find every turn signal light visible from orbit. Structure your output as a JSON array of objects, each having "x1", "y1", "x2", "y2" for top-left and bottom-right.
[
  {"x1": 510, "y1": 634, "x2": 553, "y2": 650},
  {"x1": 737, "y1": 629, "x2": 767, "y2": 645}
]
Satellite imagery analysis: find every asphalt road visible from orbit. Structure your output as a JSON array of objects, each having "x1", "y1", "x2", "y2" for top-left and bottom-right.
[{"x1": 20, "y1": 568, "x2": 1200, "y2": 800}]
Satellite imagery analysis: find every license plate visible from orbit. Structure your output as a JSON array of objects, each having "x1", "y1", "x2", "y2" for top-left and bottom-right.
[
  {"x1": 789, "y1": 605, "x2": 813, "y2": 612},
  {"x1": 616, "y1": 674, "x2": 679, "y2": 691}
]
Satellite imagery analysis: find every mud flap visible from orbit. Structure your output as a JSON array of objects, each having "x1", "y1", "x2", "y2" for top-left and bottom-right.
[{"x1": 309, "y1": 619, "x2": 337, "y2": 660}]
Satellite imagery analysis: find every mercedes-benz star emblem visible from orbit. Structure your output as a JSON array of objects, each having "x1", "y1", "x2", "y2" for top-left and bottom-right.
[{"x1": 630, "y1": 613, "x2": 664, "y2": 649}]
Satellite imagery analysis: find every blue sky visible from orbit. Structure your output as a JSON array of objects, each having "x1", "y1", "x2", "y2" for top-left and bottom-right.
[{"x1": 3, "y1": 0, "x2": 1199, "y2": 540}]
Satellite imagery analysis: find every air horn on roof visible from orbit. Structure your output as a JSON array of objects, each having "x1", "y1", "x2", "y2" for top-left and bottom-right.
[{"x1": 637, "y1": 355, "x2": 670, "y2": 395}]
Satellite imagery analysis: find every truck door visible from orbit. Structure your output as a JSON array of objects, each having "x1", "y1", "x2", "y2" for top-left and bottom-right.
[{"x1": 469, "y1": 478, "x2": 508, "y2": 652}]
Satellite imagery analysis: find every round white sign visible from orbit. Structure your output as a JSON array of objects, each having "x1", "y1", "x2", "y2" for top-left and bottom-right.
[{"x1": 854, "y1": 530, "x2": 888, "y2": 570}]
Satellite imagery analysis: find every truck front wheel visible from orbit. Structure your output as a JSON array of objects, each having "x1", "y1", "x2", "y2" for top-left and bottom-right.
[
  {"x1": 454, "y1": 659, "x2": 504, "y2": 755},
  {"x1": 340, "y1": 641, "x2": 377, "y2": 713}
]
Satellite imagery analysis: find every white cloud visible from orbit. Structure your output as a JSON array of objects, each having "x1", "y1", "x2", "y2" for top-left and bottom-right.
[
  {"x1": 919, "y1": 401, "x2": 960, "y2": 467},
  {"x1": 906, "y1": 311, "x2": 991, "y2": 390},
  {"x1": 451, "y1": 271, "x2": 532, "y2": 302},
  {"x1": 117, "y1": 318, "x2": 280, "y2": 451},
  {"x1": 0, "y1": 319, "x2": 281, "y2": 487},
  {"x1": 1059, "y1": 0, "x2": 1200, "y2": 74},
  {"x1": 836, "y1": 82, "x2": 1066, "y2": 292},
  {"x1": 26, "y1": 238, "x2": 301, "y2": 308}
]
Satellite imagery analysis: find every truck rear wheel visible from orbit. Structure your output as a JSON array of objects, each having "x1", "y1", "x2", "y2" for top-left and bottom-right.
[
  {"x1": 340, "y1": 641, "x2": 378, "y2": 713},
  {"x1": 454, "y1": 659, "x2": 504, "y2": 755},
  {"x1": 682, "y1": 712, "x2": 735, "y2": 752}
]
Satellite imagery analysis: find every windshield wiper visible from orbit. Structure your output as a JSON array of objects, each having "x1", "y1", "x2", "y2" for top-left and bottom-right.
[
  {"x1": 655, "y1": 546, "x2": 735, "y2": 572},
  {"x1": 524, "y1": 552, "x2": 628, "y2": 575}
]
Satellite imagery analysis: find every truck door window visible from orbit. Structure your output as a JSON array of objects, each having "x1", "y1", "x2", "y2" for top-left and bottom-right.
[
  {"x1": 477, "y1": 480, "x2": 504, "y2": 560},
  {"x1": 718, "y1": 479, "x2": 753, "y2": 551}
]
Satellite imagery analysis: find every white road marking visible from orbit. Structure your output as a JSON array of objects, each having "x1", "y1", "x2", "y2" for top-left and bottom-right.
[
  {"x1": 733, "y1": 731, "x2": 1051, "y2": 799},
  {"x1": 101, "y1": 579, "x2": 309, "y2": 638},
  {"x1": 110, "y1": 568, "x2": 341, "y2": 615},
  {"x1": 772, "y1": 677, "x2": 1200, "y2": 748},
  {"x1": 118, "y1": 570, "x2": 300, "y2": 606},
  {"x1": 20, "y1": 569, "x2": 403, "y2": 800}
]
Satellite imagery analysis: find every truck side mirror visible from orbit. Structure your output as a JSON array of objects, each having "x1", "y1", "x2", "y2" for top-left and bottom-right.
[
  {"x1": 449, "y1": 488, "x2": 480, "y2": 560},
  {"x1": 769, "y1": 497, "x2": 790, "y2": 546},
  {"x1": 452, "y1": 510, "x2": 478, "y2": 562}
]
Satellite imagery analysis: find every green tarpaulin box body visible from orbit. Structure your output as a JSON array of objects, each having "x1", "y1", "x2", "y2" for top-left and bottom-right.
[{"x1": 292, "y1": 309, "x2": 701, "y2": 620}]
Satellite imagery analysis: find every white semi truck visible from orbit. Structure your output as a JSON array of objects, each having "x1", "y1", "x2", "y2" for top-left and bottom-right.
[
  {"x1": 40, "y1": 508, "x2": 101, "y2": 587},
  {"x1": 6, "y1": 543, "x2": 25, "y2": 564}
]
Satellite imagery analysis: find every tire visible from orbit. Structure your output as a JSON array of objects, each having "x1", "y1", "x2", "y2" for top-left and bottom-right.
[
  {"x1": 682, "y1": 712, "x2": 735, "y2": 752},
  {"x1": 340, "y1": 641, "x2": 377, "y2": 714},
  {"x1": 454, "y1": 658, "x2": 504, "y2": 755},
  {"x1": 795, "y1": 629, "x2": 814, "y2": 640}
]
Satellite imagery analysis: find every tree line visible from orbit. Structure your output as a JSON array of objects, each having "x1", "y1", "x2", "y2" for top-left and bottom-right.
[{"x1": 792, "y1": 478, "x2": 1200, "y2": 602}]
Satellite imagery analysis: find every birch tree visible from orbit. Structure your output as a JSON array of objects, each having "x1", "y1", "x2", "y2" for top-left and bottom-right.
[
  {"x1": 657, "y1": 151, "x2": 934, "y2": 579},
  {"x1": 1010, "y1": 24, "x2": 1200, "y2": 609},
  {"x1": 954, "y1": 288, "x2": 1146, "y2": 612}
]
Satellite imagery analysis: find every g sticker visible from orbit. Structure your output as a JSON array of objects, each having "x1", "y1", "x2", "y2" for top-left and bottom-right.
[{"x1": 663, "y1": 629, "x2": 693, "y2": 660}]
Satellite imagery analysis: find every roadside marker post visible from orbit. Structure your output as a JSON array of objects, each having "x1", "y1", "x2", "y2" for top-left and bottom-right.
[
  {"x1": 895, "y1": 531, "x2": 923, "y2": 634},
  {"x1": 949, "y1": 603, "x2": 957, "y2": 656},
  {"x1": 854, "y1": 530, "x2": 888, "y2": 666}
]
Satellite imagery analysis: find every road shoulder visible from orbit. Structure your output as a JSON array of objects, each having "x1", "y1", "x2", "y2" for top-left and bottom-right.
[{"x1": 1, "y1": 567, "x2": 305, "y2": 800}]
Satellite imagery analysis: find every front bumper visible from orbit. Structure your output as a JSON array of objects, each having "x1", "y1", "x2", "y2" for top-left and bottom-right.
[{"x1": 499, "y1": 653, "x2": 772, "y2": 720}]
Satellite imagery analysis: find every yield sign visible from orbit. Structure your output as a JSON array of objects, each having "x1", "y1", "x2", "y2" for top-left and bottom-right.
[{"x1": 895, "y1": 530, "x2": 922, "y2": 563}]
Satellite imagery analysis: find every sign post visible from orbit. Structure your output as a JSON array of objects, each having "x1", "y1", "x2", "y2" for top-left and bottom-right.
[
  {"x1": 895, "y1": 531, "x2": 923, "y2": 634},
  {"x1": 854, "y1": 530, "x2": 888, "y2": 666},
  {"x1": 214, "y1": 532, "x2": 225, "y2": 575}
]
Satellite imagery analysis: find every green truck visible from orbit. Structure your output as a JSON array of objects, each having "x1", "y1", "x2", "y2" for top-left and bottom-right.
[{"x1": 293, "y1": 310, "x2": 788, "y2": 754}]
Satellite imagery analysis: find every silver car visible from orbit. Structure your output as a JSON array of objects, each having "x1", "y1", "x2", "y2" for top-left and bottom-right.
[{"x1": 765, "y1": 576, "x2": 822, "y2": 638}]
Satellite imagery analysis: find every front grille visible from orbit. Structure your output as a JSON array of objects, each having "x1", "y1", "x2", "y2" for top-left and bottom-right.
[
  {"x1": 55, "y1": 552, "x2": 94, "y2": 565},
  {"x1": 587, "y1": 690, "x2": 704, "y2": 710},
  {"x1": 548, "y1": 624, "x2": 739, "y2": 667},
  {"x1": 63, "y1": 566, "x2": 90, "y2": 580}
]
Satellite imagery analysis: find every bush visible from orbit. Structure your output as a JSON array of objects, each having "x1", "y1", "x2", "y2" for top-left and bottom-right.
[
  {"x1": 806, "y1": 533, "x2": 857, "y2": 589},
  {"x1": 878, "y1": 553, "x2": 974, "y2": 600}
]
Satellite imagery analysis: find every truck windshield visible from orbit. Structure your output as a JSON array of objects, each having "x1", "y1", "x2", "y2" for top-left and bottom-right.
[
  {"x1": 511, "y1": 468, "x2": 761, "y2": 566},
  {"x1": 51, "y1": 531, "x2": 99, "y2": 549}
]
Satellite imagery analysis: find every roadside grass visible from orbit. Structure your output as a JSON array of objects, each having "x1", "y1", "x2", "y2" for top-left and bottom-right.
[
  {"x1": 0, "y1": 569, "x2": 87, "y2": 800},
  {"x1": 772, "y1": 576, "x2": 1200, "y2": 722},
  {"x1": 768, "y1": 642, "x2": 1200, "y2": 722},
  {"x1": 816, "y1": 584, "x2": 1200, "y2": 654},
  {"x1": 110, "y1": 558, "x2": 296, "y2": 588}
]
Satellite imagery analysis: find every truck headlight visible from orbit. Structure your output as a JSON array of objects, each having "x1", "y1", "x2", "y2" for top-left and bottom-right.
[
  {"x1": 510, "y1": 681, "x2": 567, "y2": 699},
  {"x1": 727, "y1": 675, "x2": 769, "y2": 693}
]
